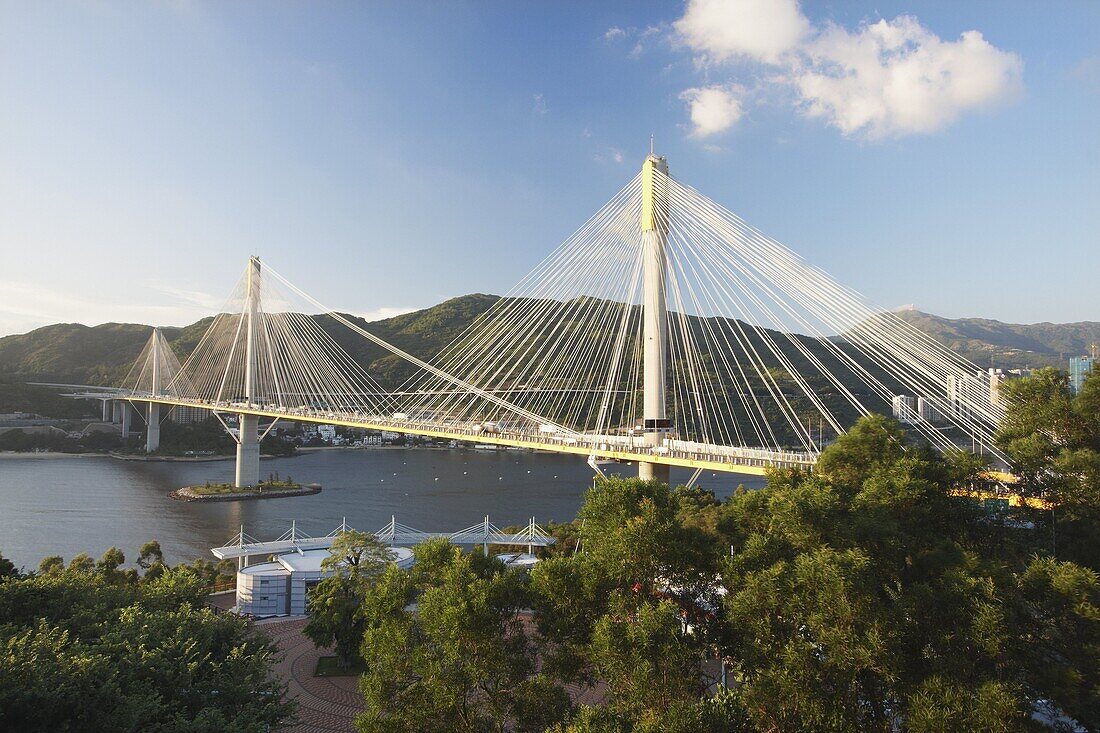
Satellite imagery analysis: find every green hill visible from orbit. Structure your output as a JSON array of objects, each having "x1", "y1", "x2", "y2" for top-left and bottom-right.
[
  {"x1": 893, "y1": 309, "x2": 1099, "y2": 369},
  {"x1": 0, "y1": 296, "x2": 502, "y2": 418},
  {"x1": 0, "y1": 298, "x2": 1094, "y2": 425}
]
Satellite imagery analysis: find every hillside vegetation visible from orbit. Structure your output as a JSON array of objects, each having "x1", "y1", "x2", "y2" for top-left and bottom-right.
[
  {"x1": 1, "y1": 297, "x2": 1094, "y2": 426},
  {"x1": 894, "y1": 309, "x2": 1099, "y2": 369}
]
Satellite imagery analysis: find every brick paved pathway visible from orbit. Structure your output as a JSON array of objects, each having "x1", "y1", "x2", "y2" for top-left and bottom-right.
[{"x1": 260, "y1": 617, "x2": 362, "y2": 733}]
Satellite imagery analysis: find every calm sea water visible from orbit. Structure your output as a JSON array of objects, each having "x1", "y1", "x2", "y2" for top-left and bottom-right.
[{"x1": 0, "y1": 447, "x2": 764, "y2": 571}]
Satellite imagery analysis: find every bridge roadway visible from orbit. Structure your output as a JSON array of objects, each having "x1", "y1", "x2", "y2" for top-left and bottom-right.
[{"x1": 123, "y1": 394, "x2": 818, "y2": 477}]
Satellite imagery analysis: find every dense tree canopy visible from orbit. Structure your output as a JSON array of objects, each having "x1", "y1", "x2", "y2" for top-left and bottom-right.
[
  {"x1": 997, "y1": 368, "x2": 1100, "y2": 571},
  {"x1": 356, "y1": 539, "x2": 570, "y2": 733},
  {"x1": 0, "y1": 545, "x2": 293, "y2": 732},
  {"x1": 344, "y1": 409, "x2": 1097, "y2": 732},
  {"x1": 4, "y1": 369, "x2": 1096, "y2": 732}
]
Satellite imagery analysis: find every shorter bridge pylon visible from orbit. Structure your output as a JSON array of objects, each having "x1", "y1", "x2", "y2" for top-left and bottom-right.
[{"x1": 236, "y1": 257, "x2": 262, "y2": 487}]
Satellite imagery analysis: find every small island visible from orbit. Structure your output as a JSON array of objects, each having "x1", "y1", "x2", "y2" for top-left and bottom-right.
[{"x1": 170, "y1": 473, "x2": 321, "y2": 502}]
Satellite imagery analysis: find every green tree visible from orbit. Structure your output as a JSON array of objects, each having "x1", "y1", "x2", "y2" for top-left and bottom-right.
[
  {"x1": 0, "y1": 558, "x2": 293, "y2": 732},
  {"x1": 1011, "y1": 556, "x2": 1099, "y2": 728},
  {"x1": 531, "y1": 478, "x2": 721, "y2": 727},
  {"x1": 0, "y1": 553, "x2": 17, "y2": 580},
  {"x1": 136, "y1": 540, "x2": 164, "y2": 569},
  {"x1": 96, "y1": 546, "x2": 126, "y2": 576},
  {"x1": 136, "y1": 540, "x2": 167, "y2": 580},
  {"x1": 589, "y1": 596, "x2": 704, "y2": 718},
  {"x1": 304, "y1": 530, "x2": 392, "y2": 668},
  {"x1": 996, "y1": 368, "x2": 1100, "y2": 569},
  {"x1": 710, "y1": 414, "x2": 1097, "y2": 732},
  {"x1": 66, "y1": 553, "x2": 94, "y2": 573},
  {"x1": 356, "y1": 539, "x2": 570, "y2": 733}
]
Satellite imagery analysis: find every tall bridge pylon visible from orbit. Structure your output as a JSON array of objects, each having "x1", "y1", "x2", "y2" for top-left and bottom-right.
[
  {"x1": 237, "y1": 256, "x2": 262, "y2": 487},
  {"x1": 640, "y1": 154, "x2": 670, "y2": 483},
  {"x1": 117, "y1": 153, "x2": 1011, "y2": 486}
]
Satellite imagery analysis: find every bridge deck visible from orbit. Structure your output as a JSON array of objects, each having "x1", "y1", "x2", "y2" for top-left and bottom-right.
[{"x1": 124, "y1": 395, "x2": 819, "y2": 476}]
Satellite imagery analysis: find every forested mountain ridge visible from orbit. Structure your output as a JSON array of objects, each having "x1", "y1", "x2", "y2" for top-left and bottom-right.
[
  {"x1": 0, "y1": 297, "x2": 1094, "y2": 419},
  {"x1": 0, "y1": 296, "x2": 501, "y2": 417},
  {"x1": 0, "y1": 295, "x2": 501, "y2": 386},
  {"x1": 893, "y1": 309, "x2": 1099, "y2": 369}
]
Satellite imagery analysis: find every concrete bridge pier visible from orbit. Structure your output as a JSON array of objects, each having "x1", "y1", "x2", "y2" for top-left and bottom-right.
[
  {"x1": 145, "y1": 403, "x2": 160, "y2": 453},
  {"x1": 638, "y1": 460, "x2": 670, "y2": 484},
  {"x1": 235, "y1": 414, "x2": 260, "y2": 487},
  {"x1": 120, "y1": 402, "x2": 132, "y2": 439},
  {"x1": 112, "y1": 400, "x2": 123, "y2": 424},
  {"x1": 101, "y1": 399, "x2": 112, "y2": 423}
]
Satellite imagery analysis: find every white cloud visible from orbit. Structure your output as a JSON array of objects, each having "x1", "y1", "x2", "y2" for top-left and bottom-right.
[
  {"x1": 532, "y1": 93, "x2": 548, "y2": 116},
  {"x1": 675, "y1": 0, "x2": 809, "y2": 65},
  {"x1": 680, "y1": 86, "x2": 744, "y2": 137},
  {"x1": 0, "y1": 280, "x2": 218, "y2": 337},
  {"x1": 358, "y1": 306, "x2": 416, "y2": 323},
  {"x1": 145, "y1": 281, "x2": 225, "y2": 311},
  {"x1": 592, "y1": 146, "x2": 626, "y2": 165},
  {"x1": 793, "y1": 17, "x2": 1023, "y2": 138},
  {"x1": 603, "y1": 24, "x2": 665, "y2": 59},
  {"x1": 665, "y1": 2, "x2": 1022, "y2": 141}
]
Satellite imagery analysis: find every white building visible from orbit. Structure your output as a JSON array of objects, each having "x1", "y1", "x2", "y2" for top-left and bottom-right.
[
  {"x1": 917, "y1": 397, "x2": 943, "y2": 424},
  {"x1": 891, "y1": 395, "x2": 917, "y2": 424},
  {"x1": 235, "y1": 546, "x2": 414, "y2": 617},
  {"x1": 988, "y1": 368, "x2": 1007, "y2": 406},
  {"x1": 317, "y1": 424, "x2": 337, "y2": 443},
  {"x1": 947, "y1": 373, "x2": 987, "y2": 421}
]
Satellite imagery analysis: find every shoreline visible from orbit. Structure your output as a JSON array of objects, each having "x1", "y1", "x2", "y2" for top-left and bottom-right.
[
  {"x1": 0, "y1": 441, "x2": 516, "y2": 462},
  {"x1": 110, "y1": 452, "x2": 234, "y2": 463}
]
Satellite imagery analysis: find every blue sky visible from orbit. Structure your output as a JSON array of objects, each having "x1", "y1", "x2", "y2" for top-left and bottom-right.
[{"x1": 0, "y1": 1, "x2": 1097, "y2": 336}]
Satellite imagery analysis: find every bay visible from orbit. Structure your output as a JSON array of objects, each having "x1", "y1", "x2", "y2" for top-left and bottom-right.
[{"x1": 0, "y1": 447, "x2": 764, "y2": 571}]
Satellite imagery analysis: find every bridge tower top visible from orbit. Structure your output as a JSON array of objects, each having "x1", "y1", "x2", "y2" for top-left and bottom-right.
[
  {"x1": 640, "y1": 154, "x2": 669, "y2": 233},
  {"x1": 244, "y1": 257, "x2": 261, "y2": 406},
  {"x1": 150, "y1": 326, "x2": 160, "y2": 396}
]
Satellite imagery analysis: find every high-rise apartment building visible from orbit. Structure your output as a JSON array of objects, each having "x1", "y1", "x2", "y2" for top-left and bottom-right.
[{"x1": 1069, "y1": 356, "x2": 1094, "y2": 394}]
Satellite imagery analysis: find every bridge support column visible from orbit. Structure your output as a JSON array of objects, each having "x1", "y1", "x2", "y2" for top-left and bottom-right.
[
  {"x1": 112, "y1": 400, "x2": 122, "y2": 424},
  {"x1": 146, "y1": 403, "x2": 160, "y2": 453},
  {"x1": 639, "y1": 153, "x2": 671, "y2": 485},
  {"x1": 639, "y1": 460, "x2": 670, "y2": 484},
  {"x1": 236, "y1": 257, "x2": 262, "y2": 488},
  {"x1": 101, "y1": 399, "x2": 111, "y2": 422},
  {"x1": 236, "y1": 414, "x2": 260, "y2": 488},
  {"x1": 120, "y1": 402, "x2": 132, "y2": 439},
  {"x1": 146, "y1": 326, "x2": 162, "y2": 453}
]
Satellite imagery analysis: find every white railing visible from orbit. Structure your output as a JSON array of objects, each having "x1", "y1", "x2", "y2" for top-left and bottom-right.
[
  {"x1": 212, "y1": 517, "x2": 555, "y2": 561},
  {"x1": 128, "y1": 393, "x2": 818, "y2": 471}
]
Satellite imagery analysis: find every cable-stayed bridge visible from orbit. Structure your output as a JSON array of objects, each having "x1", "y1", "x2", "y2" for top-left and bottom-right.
[{"x1": 76, "y1": 154, "x2": 1009, "y2": 487}]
